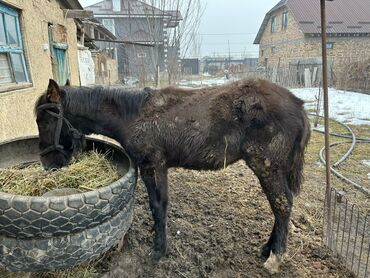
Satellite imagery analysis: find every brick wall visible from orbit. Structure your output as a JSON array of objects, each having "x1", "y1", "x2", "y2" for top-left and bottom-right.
[
  {"x1": 258, "y1": 7, "x2": 370, "y2": 76},
  {"x1": 258, "y1": 7, "x2": 305, "y2": 68}
]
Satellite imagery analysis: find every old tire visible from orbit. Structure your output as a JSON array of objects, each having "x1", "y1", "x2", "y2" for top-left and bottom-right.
[
  {"x1": 0, "y1": 136, "x2": 136, "y2": 272},
  {"x1": 0, "y1": 198, "x2": 134, "y2": 272}
]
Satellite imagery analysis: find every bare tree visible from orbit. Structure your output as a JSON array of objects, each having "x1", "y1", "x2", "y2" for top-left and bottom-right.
[{"x1": 131, "y1": 0, "x2": 205, "y2": 85}]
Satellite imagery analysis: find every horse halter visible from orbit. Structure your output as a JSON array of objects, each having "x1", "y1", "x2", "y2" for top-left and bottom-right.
[{"x1": 37, "y1": 103, "x2": 85, "y2": 157}]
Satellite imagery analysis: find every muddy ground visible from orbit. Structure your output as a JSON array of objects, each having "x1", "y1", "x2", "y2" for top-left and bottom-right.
[
  {"x1": 100, "y1": 159, "x2": 353, "y2": 277},
  {"x1": 3, "y1": 130, "x2": 363, "y2": 278}
]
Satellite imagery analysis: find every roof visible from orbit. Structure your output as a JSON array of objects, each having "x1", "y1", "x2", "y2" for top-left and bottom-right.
[
  {"x1": 85, "y1": 0, "x2": 182, "y2": 27},
  {"x1": 83, "y1": 18, "x2": 116, "y2": 40},
  {"x1": 254, "y1": 0, "x2": 370, "y2": 44},
  {"x1": 57, "y1": 0, "x2": 83, "y2": 10},
  {"x1": 166, "y1": 10, "x2": 183, "y2": 27},
  {"x1": 86, "y1": 0, "x2": 173, "y2": 17}
]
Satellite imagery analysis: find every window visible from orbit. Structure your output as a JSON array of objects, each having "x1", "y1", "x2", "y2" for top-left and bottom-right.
[
  {"x1": 112, "y1": 0, "x2": 121, "y2": 12},
  {"x1": 271, "y1": 16, "x2": 276, "y2": 33},
  {"x1": 271, "y1": 46, "x2": 276, "y2": 54},
  {"x1": 0, "y1": 3, "x2": 29, "y2": 85},
  {"x1": 102, "y1": 19, "x2": 115, "y2": 35},
  {"x1": 261, "y1": 50, "x2": 264, "y2": 57},
  {"x1": 282, "y1": 12, "x2": 288, "y2": 30},
  {"x1": 326, "y1": 42, "x2": 334, "y2": 49}
]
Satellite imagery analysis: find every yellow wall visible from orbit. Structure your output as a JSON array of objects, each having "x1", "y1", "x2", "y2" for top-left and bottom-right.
[{"x1": 0, "y1": 0, "x2": 80, "y2": 142}]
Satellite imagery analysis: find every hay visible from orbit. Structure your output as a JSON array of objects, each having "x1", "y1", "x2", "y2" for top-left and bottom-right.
[{"x1": 0, "y1": 151, "x2": 120, "y2": 196}]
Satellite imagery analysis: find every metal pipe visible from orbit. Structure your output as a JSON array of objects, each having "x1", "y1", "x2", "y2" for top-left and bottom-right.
[
  {"x1": 319, "y1": 141, "x2": 370, "y2": 196},
  {"x1": 321, "y1": 0, "x2": 332, "y2": 247}
]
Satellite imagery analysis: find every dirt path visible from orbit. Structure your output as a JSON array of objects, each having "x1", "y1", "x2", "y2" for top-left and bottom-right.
[{"x1": 101, "y1": 161, "x2": 352, "y2": 278}]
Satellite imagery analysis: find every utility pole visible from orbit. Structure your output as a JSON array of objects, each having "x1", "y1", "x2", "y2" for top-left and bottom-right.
[{"x1": 321, "y1": 0, "x2": 334, "y2": 247}]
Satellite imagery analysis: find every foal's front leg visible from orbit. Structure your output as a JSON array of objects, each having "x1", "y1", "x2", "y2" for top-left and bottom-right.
[{"x1": 140, "y1": 165, "x2": 169, "y2": 260}]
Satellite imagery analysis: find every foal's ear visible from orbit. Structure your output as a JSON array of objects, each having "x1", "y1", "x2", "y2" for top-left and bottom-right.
[{"x1": 47, "y1": 79, "x2": 61, "y2": 103}]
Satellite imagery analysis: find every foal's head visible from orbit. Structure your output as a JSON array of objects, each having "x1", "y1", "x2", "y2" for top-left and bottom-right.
[{"x1": 35, "y1": 79, "x2": 85, "y2": 170}]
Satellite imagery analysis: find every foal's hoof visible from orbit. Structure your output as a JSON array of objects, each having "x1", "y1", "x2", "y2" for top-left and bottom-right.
[
  {"x1": 263, "y1": 251, "x2": 282, "y2": 274},
  {"x1": 151, "y1": 248, "x2": 167, "y2": 262}
]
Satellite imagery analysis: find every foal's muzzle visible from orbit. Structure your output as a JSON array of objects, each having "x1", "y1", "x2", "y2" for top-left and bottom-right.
[{"x1": 37, "y1": 103, "x2": 85, "y2": 160}]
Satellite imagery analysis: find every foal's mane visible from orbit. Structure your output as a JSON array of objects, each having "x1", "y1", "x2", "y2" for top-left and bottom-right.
[{"x1": 36, "y1": 86, "x2": 151, "y2": 120}]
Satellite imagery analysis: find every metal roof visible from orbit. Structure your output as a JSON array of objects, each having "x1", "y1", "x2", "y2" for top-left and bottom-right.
[
  {"x1": 57, "y1": 0, "x2": 83, "y2": 10},
  {"x1": 254, "y1": 0, "x2": 370, "y2": 44},
  {"x1": 86, "y1": 0, "x2": 173, "y2": 17},
  {"x1": 85, "y1": 0, "x2": 182, "y2": 27}
]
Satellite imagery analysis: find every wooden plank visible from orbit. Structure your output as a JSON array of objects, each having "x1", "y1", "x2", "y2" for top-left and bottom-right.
[
  {"x1": 92, "y1": 38, "x2": 155, "y2": 47},
  {"x1": 312, "y1": 67, "x2": 318, "y2": 85},
  {"x1": 304, "y1": 68, "x2": 312, "y2": 88},
  {"x1": 272, "y1": 66, "x2": 278, "y2": 82},
  {"x1": 63, "y1": 9, "x2": 93, "y2": 19}
]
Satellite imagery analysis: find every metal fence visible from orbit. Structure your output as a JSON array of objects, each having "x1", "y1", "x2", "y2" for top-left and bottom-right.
[
  {"x1": 323, "y1": 189, "x2": 370, "y2": 278},
  {"x1": 236, "y1": 64, "x2": 331, "y2": 89},
  {"x1": 235, "y1": 58, "x2": 370, "y2": 93}
]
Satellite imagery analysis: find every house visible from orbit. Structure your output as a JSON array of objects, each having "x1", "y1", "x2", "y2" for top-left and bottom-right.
[
  {"x1": 202, "y1": 57, "x2": 258, "y2": 75},
  {"x1": 83, "y1": 18, "x2": 119, "y2": 85},
  {"x1": 0, "y1": 0, "x2": 86, "y2": 141},
  {"x1": 254, "y1": 0, "x2": 370, "y2": 80},
  {"x1": 182, "y1": 58, "x2": 200, "y2": 75},
  {"x1": 85, "y1": 0, "x2": 182, "y2": 81}
]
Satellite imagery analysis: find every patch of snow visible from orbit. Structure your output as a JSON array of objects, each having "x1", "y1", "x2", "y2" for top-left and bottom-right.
[
  {"x1": 291, "y1": 88, "x2": 370, "y2": 125},
  {"x1": 177, "y1": 77, "x2": 238, "y2": 89},
  {"x1": 362, "y1": 160, "x2": 370, "y2": 167}
]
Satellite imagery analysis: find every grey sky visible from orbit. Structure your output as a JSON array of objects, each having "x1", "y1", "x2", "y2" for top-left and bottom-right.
[{"x1": 79, "y1": 0, "x2": 277, "y2": 58}]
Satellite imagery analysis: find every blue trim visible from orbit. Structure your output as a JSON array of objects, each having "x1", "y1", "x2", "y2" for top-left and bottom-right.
[
  {"x1": 0, "y1": 3, "x2": 22, "y2": 48},
  {"x1": 0, "y1": 2, "x2": 18, "y2": 16},
  {"x1": 0, "y1": 1, "x2": 29, "y2": 84},
  {"x1": 0, "y1": 47, "x2": 22, "y2": 52},
  {"x1": 21, "y1": 49, "x2": 29, "y2": 81},
  {"x1": 14, "y1": 11, "x2": 21, "y2": 48},
  {"x1": 52, "y1": 43, "x2": 68, "y2": 50}
]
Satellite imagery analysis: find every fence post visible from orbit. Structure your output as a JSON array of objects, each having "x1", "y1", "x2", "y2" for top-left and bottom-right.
[{"x1": 320, "y1": 0, "x2": 332, "y2": 247}]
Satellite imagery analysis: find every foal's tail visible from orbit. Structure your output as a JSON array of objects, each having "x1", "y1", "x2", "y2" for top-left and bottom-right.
[{"x1": 288, "y1": 110, "x2": 311, "y2": 195}]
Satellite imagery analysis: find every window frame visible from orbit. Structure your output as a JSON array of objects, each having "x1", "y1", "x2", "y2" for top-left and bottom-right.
[
  {"x1": 112, "y1": 0, "x2": 121, "y2": 12},
  {"x1": 326, "y1": 42, "x2": 334, "y2": 49},
  {"x1": 271, "y1": 16, "x2": 276, "y2": 33},
  {"x1": 282, "y1": 11, "x2": 288, "y2": 31},
  {"x1": 0, "y1": 2, "x2": 30, "y2": 89},
  {"x1": 102, "y1": 19, "x2": 116, "y2": 36}
]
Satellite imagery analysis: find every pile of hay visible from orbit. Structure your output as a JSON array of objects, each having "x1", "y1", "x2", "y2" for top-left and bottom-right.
[{"x1": 0, "y1": 151, "x2": 120, "y2": 196}]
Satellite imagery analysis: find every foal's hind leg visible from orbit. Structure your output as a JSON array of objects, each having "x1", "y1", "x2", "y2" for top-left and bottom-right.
[
  {"x1": 245, "y1": 157, "x2": 292, "y2": 274},
  {"x1": 140, "y1": 165, "x2": 169, "y2": 260}
]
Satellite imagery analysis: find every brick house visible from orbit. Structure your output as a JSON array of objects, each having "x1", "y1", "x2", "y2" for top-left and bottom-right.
[
  {"x1": 254, "y1": 0, "x2": 370, "y2": 78},
  {"x1": 85, "y1": 0, "x2": 182, "y2": 81}
]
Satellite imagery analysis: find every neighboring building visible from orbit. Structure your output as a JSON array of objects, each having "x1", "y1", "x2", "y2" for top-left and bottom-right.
[
  {"x1": 182, "y1": 58, "x2": 200, "y2": 75},
  {"x1": 83, "y1": 18, "x2": 120, "y2": 84},
  {"x1": 254, "y1": 0, "x2": 370, "y2": 75},
  {"x1": 202, "y1": 57, "x2": 258, "y2": 75},
  {"x1": 85, "y1": 0, "x2": 182, "y2": 80},
  {"x1": 0, "y1": 0, "x2": 83, "y2": 141}
]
